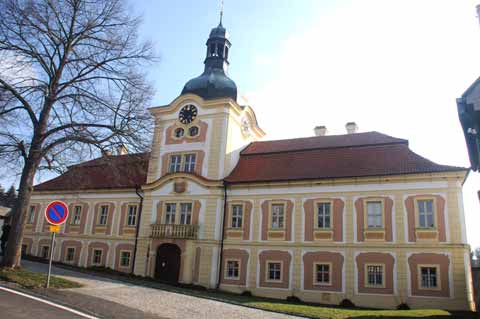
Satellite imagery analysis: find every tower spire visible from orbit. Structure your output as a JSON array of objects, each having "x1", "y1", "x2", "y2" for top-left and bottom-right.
[{"x1": 219, "y1": 0, "x2": 224, "y2": 26}]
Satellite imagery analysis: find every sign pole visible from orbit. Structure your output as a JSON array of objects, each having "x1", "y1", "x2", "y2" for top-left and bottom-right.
[
  {"x1": 43, "y1": 200, "x2": 69, "y2": 289},
  {"x1": 45, "y1": 231, "x2": 55, "y2": 289}
]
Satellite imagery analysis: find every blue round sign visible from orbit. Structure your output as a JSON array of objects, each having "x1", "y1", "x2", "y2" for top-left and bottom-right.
[{"x1": 44, "y1": 201, "x2": 69, "y2": 225}]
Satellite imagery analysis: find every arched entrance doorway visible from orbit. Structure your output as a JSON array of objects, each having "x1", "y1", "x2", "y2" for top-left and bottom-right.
[{"x1": 155, "y1": 243, "x2": 181, "y2": 283}]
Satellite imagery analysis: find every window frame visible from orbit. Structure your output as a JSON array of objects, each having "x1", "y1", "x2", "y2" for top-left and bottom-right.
[
  {"x1": 164, "y1": 203, "x2": 177, "y2": 224},
  {"x1": 364, "y1": 199, "x2": 385, "y2": 229},
  {"x1": 168, "y1": 154, "x2": 182, "y2": 173},
  {"x1": 27, "y1": 205, "x2": 35, "y2": 224},
  {"x1": 126, "y1": 204, "x2": 138, "y2": 226},
  {"x1": 364, "y1": 263, "x2": 386, "y2": 288},
  {"x1": 119, "y1": 250, "x2": 131, "y2": 268},
  {"x1": 269, "y1": 202, "x2": 286, "y2": 230},
  {"x1": 315, "y1": 200, "x2": 333, "y2": 230},
  {"x1": 92, "y1": 248, "x2": 103, "y2": 266},
  {"x1": 179, "y1": 202, "x2": 193, "y2": 225},
  {"x1": 72, "y1": 205, "x2": 82, "y2": 225},
  {"x1": 98, "y1": 205, "x2": 109, "y2": 226},
  {"x1": 230, "y1": 203, "x2": 244, "y2": 229},
  {"x1": 164, "y1": 201, "x2": 194, "y2": 225},
  {"x1": 313, "y1": 262, "x2": 332, "y2": 286},
  {"x1": 183, "y1": 153, "x2": 197, "y2": 173},
  {"x1": 415, "y1": 198, "x2": 436, "y2": 229},
  {"x1": 188, "y1": 126, "x2": 199, "y2": 137},
  {"x1": 40, "y1": 245, "x2": 50, "y2": 259},
  {"x1": 265, "y1": 260, "x2": 283, "y2": 283},
  {"x1": 65, "y1": 247, "x2": 76, "y2": 263},
  {"x1": 417, "y1": 264, "x2": 441, "y2": 291},
  {"x1": 224, "y1": 258, "x2": 241, "y2": 280}
]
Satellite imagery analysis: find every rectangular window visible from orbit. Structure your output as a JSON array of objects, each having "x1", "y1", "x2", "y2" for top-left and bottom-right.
[
  {"x1": 127, "y1": 205, "x2": 137, "y2": 226},
  {"x1": 317, "y1": 202, "x2": 331, "y2": 229},
  {"x1": 231, "y1": 205, "x2": 243, "y2": 228},
  {"x1": 180, "y1": 203, "x2": 192, "y2": 225},
  {"x1": 165, "y1": 203, "x2": 176, "y2": 224},
  {"x1": 366, "y1": 264, "x2": 384, "y2": 287},
  {"x1": 27, "y1": 206, "x2": 35, "y2": 224},
  {"x1": 72, "y1": 206, "x2": 82, "y2": 225},
  {"x1": 99, "y1": 205, "x2": 109, "y2": 225},
  {"x1": 21, "y1": 245, "x2": 28, "y2": 256},
  {"x1": 271, "y1": 204, "x2": 285, "y2": 229},
  {"x1": 267, "y1": 262, "x2": 282, "y2": 281},
  {"x1": 420, "y1": 266, "x2": 438, "y2": 289},
  {"x1": 168, "y1": 155, "x2": 182, "y2": 173},
  {"x1": 417, "y1": 199, "x2": 434, "y2": 228},
  {"x1": 183, "y1": 154, "x2": 196, "y2": 173},
  {"x1": 120, "y1": 251, "x2": 131, "y2": 267},
  {"x1": 226, "y1": 260, "x2": 240, "y2": 279},
  {"x1": 366, "y1": 201, "x2": 383, "y2": 228},
  {"x1": 92, "y1": 249, "x2": 102, "y2": 265},
  {"x1": 41, "y1": 246, "x2": 49, "y2": 259},
  {"x1": 315, "y1": 263, "x2": 331, "y2": 284},
  {"x1": 66, "y1": 247, "x2": 75, "y2": 262}
]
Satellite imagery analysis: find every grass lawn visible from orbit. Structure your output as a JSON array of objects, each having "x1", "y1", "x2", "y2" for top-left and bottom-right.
[
  {"x1": 183, "y1": 291, "x2": 474, "y2": 319},
  {"x1": 0, "y1": 267, "x2": 82, "y2": 289},
  {"x1": 31, "y1": 261, "x2": 476, "y2": 319}
]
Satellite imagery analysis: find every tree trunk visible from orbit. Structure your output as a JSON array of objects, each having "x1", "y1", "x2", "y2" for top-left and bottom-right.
[{"x1": 2, "y1": 148, "x2": 42, "y2": 268}]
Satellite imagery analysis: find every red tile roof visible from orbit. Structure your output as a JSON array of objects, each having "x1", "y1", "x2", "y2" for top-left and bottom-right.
[
  {"x1": 34, "y1": 153, "x2": 150, "y2": 192},
  {"x1": 225, "y1": 132, "x2": 466, "y2": 183}
]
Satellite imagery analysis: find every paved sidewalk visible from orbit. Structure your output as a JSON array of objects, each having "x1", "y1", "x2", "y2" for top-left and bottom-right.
[{"x1": 23, "y1": 260, "x2": 301, "y2": 319}]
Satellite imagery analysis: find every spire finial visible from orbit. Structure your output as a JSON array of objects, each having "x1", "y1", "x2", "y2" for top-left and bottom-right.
[{"x1": 219, "y1": 0, "x2": 224, "y2": 26}]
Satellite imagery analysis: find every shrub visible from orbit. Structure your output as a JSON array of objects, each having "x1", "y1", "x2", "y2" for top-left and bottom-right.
[
  {"x1": 286, "y1": 295, "x2": 302, "y2": 303},
  {"x1": 397, "y1": 303, "x2": 410, "y2": 310},
  {"x1": 339, "y1": 298, "x2": 355, "y2": 308}
]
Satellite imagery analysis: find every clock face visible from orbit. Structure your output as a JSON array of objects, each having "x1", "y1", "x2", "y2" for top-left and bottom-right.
[{"x1": 179, "y1": 104, "x2": 198, "y2": 124}]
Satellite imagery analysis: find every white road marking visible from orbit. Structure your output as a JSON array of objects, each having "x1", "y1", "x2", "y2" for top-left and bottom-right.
[{"x1": 0, "y1": 285, "x2": 100, "y2": 319}]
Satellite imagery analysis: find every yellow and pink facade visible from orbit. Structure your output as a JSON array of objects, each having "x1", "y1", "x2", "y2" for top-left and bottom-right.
[{"x1": 25, "y1": 20, "x2": 475, "y2": 311}]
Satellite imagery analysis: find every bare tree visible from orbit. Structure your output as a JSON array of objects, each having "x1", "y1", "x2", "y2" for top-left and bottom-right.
[{"x1": 0, "y1": 0, "x2": 156, "y2": 268}]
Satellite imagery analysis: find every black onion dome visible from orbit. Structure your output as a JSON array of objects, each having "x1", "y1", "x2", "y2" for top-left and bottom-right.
[
  {"x1": 181, "y1": 22, "x2": 237, "y2": 101},
  {"x1": 182, "y1": 69, "x2": 237, "y2": 100}
]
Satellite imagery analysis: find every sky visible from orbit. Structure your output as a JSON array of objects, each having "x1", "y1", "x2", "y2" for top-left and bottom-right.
[
  {"x1": 131, "y1": 0, "x2": 480, "y2": 248},
  {"x1": 4, "y1": 1, "x2": 480, "y2": 248}
]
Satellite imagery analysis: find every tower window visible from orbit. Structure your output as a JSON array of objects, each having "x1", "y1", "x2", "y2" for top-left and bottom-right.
[
  {"x1": 189, "y1": 126, "x2": 199, "y2": 137},
  {"x1": 225, "y1": 46, "x2": 229, "y2": 60},
  {"x1": 174, "y1": 128, "x2": 184, "y2": 138},
  {"x1": 209, "y1": 43, "x2": 215, "y2": 57},
  {"x1": 217, "y1": 43, "x2": 223, "y2": 58}
]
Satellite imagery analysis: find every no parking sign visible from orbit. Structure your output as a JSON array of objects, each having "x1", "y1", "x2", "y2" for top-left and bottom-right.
[
  {"x1": 43, "y1": 200, "x2": 69, "y2": 288},
  {"x1": 44, "y1": 201, "x2": 69, "y2": 225}
]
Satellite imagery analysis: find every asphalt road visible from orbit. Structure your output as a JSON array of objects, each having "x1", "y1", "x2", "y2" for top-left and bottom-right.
[{"x1": 0, "y1": 288, "x2": 94, "y2": 319}]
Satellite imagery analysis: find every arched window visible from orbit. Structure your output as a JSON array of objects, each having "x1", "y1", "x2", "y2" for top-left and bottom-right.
[
  {"x1": 225, "y1": 46, "x2": 229, "y2": 60},
  {"x1": 217, "y1": 43, "x2": 223, "y2": 58}
]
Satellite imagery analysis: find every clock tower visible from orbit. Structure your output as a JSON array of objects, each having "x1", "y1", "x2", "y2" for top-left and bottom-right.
[{"x1": 145, "y1": 20, "x2": 264, "y2": 185}]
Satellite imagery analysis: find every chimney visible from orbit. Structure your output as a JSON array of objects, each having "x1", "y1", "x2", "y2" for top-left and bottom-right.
[
  {"x1": 345, "y1": 122, "x2": 358, "y2": 134},
  {"x1": 314, "y1": 125, "x2": 328, "y2": 136},
  {"x1": 477, "y1": 4, "x2": 480, "y2": 26},
  {"x1": 102, "y1": 149, "x2": 112, "y2": 157},
  {"x1": 117, "y1": 144, "x2": 128, "y2": 155}
]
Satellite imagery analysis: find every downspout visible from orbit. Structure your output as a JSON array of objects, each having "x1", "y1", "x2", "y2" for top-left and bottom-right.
[
  {"x1": 216, "y1": 182, "x2": 228, "y2": 289},
  {"x1": 132, "y1": 186, "x2": 144, "y2": 275}
]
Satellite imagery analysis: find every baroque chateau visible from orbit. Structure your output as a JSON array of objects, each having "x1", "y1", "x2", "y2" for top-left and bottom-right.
[{"x1": 25, "y1": 20, "x2": 474, "y2": 310}]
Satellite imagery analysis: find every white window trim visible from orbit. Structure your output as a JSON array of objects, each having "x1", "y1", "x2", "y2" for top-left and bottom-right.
[
  {"x1": 417, "y1": 264, "x2": 441, "y2": 291},
  {"x1": 313, "y1": 262, "x2": 333, "y2": 286},
  {"x1": 364, "y1": 263, "x2": 386, "y2": 288},
  {"x1": 92, "y1": 248, "x2": 103, "y2": 266},
  {"x1": 265, "y1": 260, "x2": 283, "y2": 283},
  {"x1": 224, "y1": 258, "x2": 241, "y2": 280}
]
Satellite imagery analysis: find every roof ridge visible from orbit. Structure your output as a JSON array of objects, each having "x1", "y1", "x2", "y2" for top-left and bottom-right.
[{"x1": 242, "y1": 140, "x2": 408, "y2": 156}]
